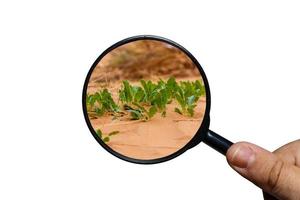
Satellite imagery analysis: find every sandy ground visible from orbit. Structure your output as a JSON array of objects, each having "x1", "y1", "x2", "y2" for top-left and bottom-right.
[{"x1": 87, "y1": 76, "x2": 206, "y2": 160}]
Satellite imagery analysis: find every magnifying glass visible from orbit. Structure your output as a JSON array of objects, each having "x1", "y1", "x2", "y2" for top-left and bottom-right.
[{"x1": 83, "y1": 35, "x2": 233, "y2": 164}]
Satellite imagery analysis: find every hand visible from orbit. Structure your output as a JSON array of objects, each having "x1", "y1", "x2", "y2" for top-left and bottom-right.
[{"x1": 226, "y1": 140, "x2": 300, "y2": 200}]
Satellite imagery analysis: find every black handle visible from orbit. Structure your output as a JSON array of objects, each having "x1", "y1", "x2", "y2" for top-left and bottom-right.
[{"x1": 202, "y1": 130, "x2": 233, "y2": 155}]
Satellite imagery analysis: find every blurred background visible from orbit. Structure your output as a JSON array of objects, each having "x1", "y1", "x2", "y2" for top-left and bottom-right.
[{"x1": 89, "y1": 40, "x2": 200, "y2": 84}]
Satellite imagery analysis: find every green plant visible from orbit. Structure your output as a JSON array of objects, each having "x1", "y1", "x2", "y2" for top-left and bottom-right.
[
  {"x1": 124, "y1": 103, "x2": 157, "y2": 121},
  {"x1": 151, "y1": 85, "x2": 168, "y2": 117},
  {"x1": 86, "y1": 89, "x2": 120, "y2": 116},
  {"x1": 140, "y1": 78, "x2": 178, "y2": 117},
  {"x1": 96, "y1": 129, "x2": 120, "y2": 143},
  {"x1": 158, "y1": 77, "x2": 177, "y2": 103},
  {"x1": 88, "y1": 77, "x2": 205, "y2": 120},
  {"x1": 174, "y1": 80, "x2": 205, "y2": 117},
  {"x1": 120, "y1": 79, "x2": 166, "y2": 118},
  {"x1": 140, "y1": 79, "x2": 158, "y2": 105},
  {"x1": 119, "y1": 80, "x2": 145, "y2": 104}
]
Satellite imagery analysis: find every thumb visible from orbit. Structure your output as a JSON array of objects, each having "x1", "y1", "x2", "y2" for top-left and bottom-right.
[{"x1": 226, "y1": 142, "x2": 300, "y2": 200}]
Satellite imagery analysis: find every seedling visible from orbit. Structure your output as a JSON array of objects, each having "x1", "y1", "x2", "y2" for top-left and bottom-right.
[
  {"x1": 87, "y1": 77, "x2": 205, "y2": 120},
  {"x1": 96, "y1": 129, "x2": 120, "y2": 143},
  {"x1": 87, "y1": 89, "x2": 120, "y2": 117},
  {"x1": 174, "y1": 80, "x2": 205, "y2": 117},
  {"x1": 119, "y1": 80, "x2": 145, "y2": 104},
  {"x1": 124, "y1": 103, "x2": 157, "y2": 121}
]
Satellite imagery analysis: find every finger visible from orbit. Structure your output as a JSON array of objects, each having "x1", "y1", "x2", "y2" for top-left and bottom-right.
[
  {"x1": 273, "y1": 140, "x2": 300, "y2": 166},
  {"x1": 264, "y1": 140, "x2": 300, "y2": 200},
  {"x1": 226, "y1": 142, "x2": 300, "y2": 200}
]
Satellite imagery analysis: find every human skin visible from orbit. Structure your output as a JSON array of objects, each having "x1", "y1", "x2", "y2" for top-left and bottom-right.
[{"x1": 226, "y1": 140, "x2": 300, "y2": 200}]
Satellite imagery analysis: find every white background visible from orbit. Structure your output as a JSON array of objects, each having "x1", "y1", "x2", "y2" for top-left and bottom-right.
[{"x1": 0, "y1": 1, "x2": 299, "y2": 199}]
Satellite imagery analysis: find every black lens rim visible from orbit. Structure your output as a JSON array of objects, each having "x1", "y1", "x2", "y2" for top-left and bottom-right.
[{"x1": 82, "y1": 35, "x2": 211, "y2": 164}]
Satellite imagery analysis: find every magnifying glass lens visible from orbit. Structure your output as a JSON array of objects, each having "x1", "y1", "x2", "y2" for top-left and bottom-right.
[{"x1": 85, "y1": 39, "x2": 207, "y2": 160}]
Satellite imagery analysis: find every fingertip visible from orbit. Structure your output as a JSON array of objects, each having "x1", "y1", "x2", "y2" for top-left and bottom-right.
[
  {"x1": 226, "y1": 142, "x2": 256, "y2": 169},
  {"x1": 226, "y1": 142, "x2": 250, "y2": 161}
]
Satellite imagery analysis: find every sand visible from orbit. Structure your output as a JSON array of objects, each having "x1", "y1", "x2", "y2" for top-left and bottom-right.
[{"x1": 87, "y1": 76, "x2": 206, "y2": 160}]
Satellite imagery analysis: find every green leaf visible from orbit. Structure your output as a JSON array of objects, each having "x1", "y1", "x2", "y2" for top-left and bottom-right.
[
  {"x1": 95, "y1": 107, "x2": 105, "y2": 116},
  {"x1": 187, "y1": 95, "x2": 195, "y2": 106},
  {"x1": 103, "y1": 137, "x2": 110, "y2": 143},
  {"x1": 167, "y1": 77, "x2": 176, "y2": 87},
  {"x1": 129, "y1": 109, "x2": 142, "y2": 120},
  {"x1": 108, "y1": 131, "x2": 120, "y2": 136},
  {"x1": 175, "y1": 93, "x2": 185, "y2": 109},
  {"x1": 123, "y1": 80, "x2": 133, "y2": 103},
  {"x1": 148, "y1": 106, "x2": 157, "y2": 118},
  {"x1": 134, "y1": 87, "x2": 145, "y2": 102},
  {"x1": 96, "y1": 129, "x2": 103, "y2": 139},
  {"x1": 86, "y1": 94, "x2": 96, "y2": 106}
]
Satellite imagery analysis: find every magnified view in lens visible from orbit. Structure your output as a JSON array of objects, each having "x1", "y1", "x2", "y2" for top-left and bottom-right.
[{"x1": 85, "y1": 39, "x2": 206, "y2": 160}]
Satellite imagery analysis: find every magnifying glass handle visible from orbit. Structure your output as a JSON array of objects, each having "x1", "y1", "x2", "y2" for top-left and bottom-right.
[{"x1": 203, "y1": 130, "x2": 233, "y2": 155}]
